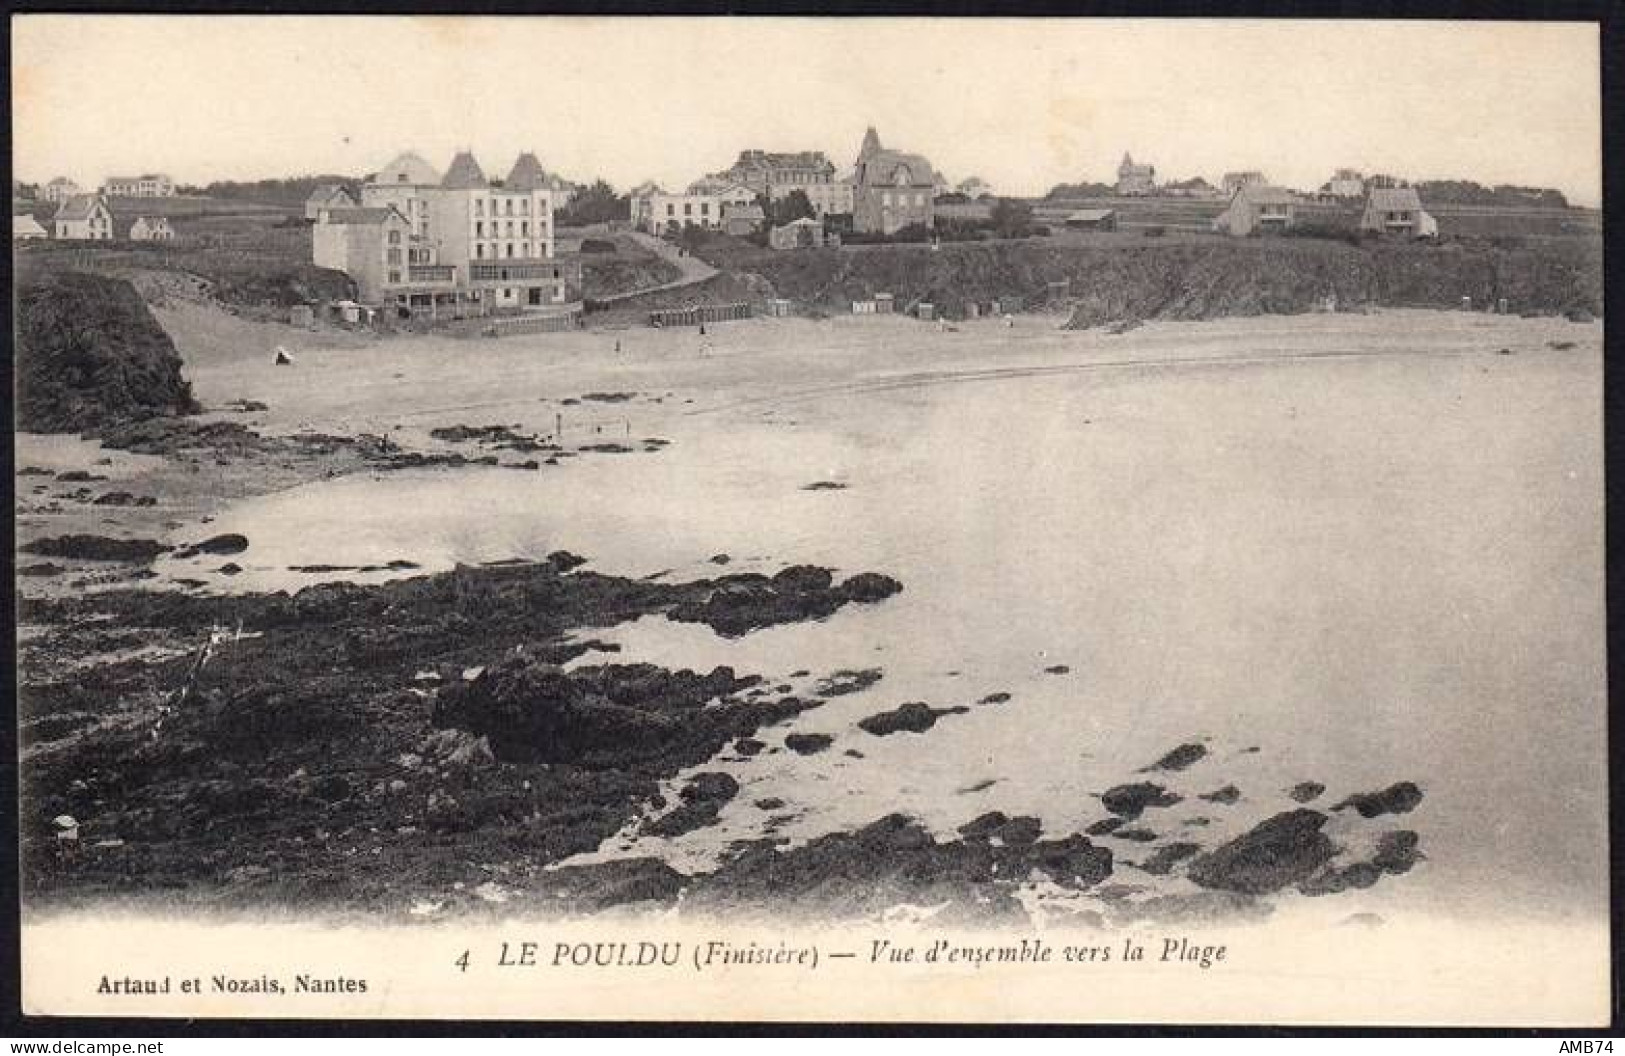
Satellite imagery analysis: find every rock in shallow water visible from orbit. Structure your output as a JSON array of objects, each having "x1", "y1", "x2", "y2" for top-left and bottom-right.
[
  {"x1": 1101, "y1": 782, "x2": 1182, "y2": 818},
  {"x1": 173, "y1": 533, "x2": 250, "y2": 558},
  {"x1": 1139, "y1": 841, "x2": 1203, "y2": 876},
  {"x1": 667, "y1": 569, "x2": 902, "y2": 637},
  {"x1": 857, "y1": 701, "x2": 968, "y2": 736},
  {"x1": 1141, "y1": 743, "x2": 1208, "y2": 772},
  {"x1": 22, "y1": 534, "x2": 170, "y2": 563},
  {"x1": 642, "y1": 771, "x2": 740, "y2": 838},
  {"x1": 685, "y1": 812, "x2": 1113, "y2": 917},
  {"x1": 1186, "y1": 809, "x2": 1336, "y2": 895},
  {"x1": 1288, "y1": 781, "x2": 1326, "y2": 803},
  {"x1": 784, "y1": 733, "x2": 834, "y2": 755},
  {"x1": 1332, "y1": 781, "x2": 1424, "y2": 818}
]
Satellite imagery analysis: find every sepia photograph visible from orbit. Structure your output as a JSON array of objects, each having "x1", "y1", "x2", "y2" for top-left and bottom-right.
[{"x1": 10, "y1": 13, "x2": 1609, "y2": 1025}]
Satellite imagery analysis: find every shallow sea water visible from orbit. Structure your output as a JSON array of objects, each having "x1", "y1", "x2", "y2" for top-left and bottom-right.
[{"x1": 163, "y1": 344, "x2": 1606, "y2": 925}]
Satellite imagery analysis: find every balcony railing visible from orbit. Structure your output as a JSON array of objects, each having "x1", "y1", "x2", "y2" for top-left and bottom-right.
[
  {"x1": 408, "y1": 264, "x2": 457, "y2": 283},
  {"x1": 469, "y1": 259, "x2": 563, "y2": 282}
]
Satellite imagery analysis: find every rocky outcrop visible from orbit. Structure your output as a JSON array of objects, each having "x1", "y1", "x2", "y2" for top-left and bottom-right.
[
  {"x1": 668, "y1": 567, "x2": 902, "y2": 637},
  {"x1": 1101, "y1": 782, "x2": 1182, "y2": 819},
  {"x1": 16, "y1": 270, "x2": 200, "y2": 433},
  {"x1": 1332, "y1": 781, "x2": 1424, "y2": 818},
  {"x1": 858, "y1": 701, "x2": 968, "y2": 736},
  {"x1": 1186, "y1": 809, "x2": 1337, "y2": 894}
]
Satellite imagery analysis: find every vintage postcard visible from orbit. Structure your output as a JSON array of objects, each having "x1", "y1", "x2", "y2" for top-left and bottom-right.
[{"x1": 11, "y1": 15, "x2": 1607, "y2": 1025}]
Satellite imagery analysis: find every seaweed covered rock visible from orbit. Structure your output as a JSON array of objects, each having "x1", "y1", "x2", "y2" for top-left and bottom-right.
[
  {"x1": 21, "y1": 534, "x2": 171, "y2": 563},
  {"x1": 16, "y1": 270, "x2": 200, "y2": 433},
  {"x1": 642, "y1": 771, "x2": 740, "y2": 837},
  {"x1": 1332, "y1": 781, "x2": 1424, "y2": 818},
  {"x1": 433, "y1": 656, "x2": 761, "y2": 765},
  {"x1": 1186, "y1": 809, "x2": 1337, "y2": 894},
  {"x1": 669, "y1": 568, "x2": 903, "y2": 637},
  {"x1": 1101, "y1": 781, "x2": 1182, "y2": 818},
  {"x1": 858, "y1": 701, "x2": 968, "y2": 736},
  {"x1": 686, "y1": 813, "x2": 1113, "y2": 916}
]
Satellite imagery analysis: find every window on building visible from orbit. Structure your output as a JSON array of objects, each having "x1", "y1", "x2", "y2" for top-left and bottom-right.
[
  {"x1": 389, "y1": 270, "x2": 400, "y2": 283},
  {"x1": 476, "y1": 221, "x2": 484, "y2": 236},
  {"x1": 667, "y1": 204, "x2": 675, "y2": 216},
  {"x1": 521, "y1": 221, "x2": 529, "y2": 236},
  {"x1": 505, "y1": 199, "x2": 514, "y2": 216},
  {"x1": 388, "y1": 230, "x2": 401, "y2": 244},
  {"x1": 475, "y1": 199, "x2": 484, "y2": 216},
  {"x1": 684, "y1": 203, "x2": 692, "y2": 216},
  {"x1": 521, "y1": 199, "x2": 529, "y2": 215},
  {"x1": 388, "y1": 248, "x2": 402, "y2": 265},
  {"x1": 476, "y1": 244, "x2": 485, "y2": 259},
  {"x1": 506, "y1": 243, "x2": 514, "y2": 258},
  {"x1": 701, "y1": 203, "x2": 710, "y2": 216}
]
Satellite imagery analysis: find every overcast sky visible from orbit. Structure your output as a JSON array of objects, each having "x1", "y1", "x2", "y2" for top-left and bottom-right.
[{"x1": 12, "y1": 16, "x2": 1603, "y2": 205}]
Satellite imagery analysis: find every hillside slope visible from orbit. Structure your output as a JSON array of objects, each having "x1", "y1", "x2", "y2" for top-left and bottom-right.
[{"x1": 706, "y1": 237, "x2": 1602, "y2": 323}]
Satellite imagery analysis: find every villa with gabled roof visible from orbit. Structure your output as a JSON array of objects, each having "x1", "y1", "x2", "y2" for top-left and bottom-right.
[{"x1": 851, "y1": 126, "x2": 938, "y2": 235}]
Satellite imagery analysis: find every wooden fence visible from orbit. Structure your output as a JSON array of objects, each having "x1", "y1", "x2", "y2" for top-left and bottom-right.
[
  {"x1": 648, "y1": 302, "x2": 753, "y2": 327},
  {"x1": 478, "y1": 309, "x2": 584, "y2": 337}
]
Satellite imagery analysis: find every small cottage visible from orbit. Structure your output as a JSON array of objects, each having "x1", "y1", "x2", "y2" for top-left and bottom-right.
[
  {"x1": 1360, "y1": 187, "x2": 1438, "y2": 238},
  {"x1": 1212, "y1": 185, "x2": 1298, "y2": 237},
  {"x1": 54, "y1": 194, "x2": 113, "y2": 240},
  {"x1": 128, "y1": 215, "x2": 176, "y2": 241}
]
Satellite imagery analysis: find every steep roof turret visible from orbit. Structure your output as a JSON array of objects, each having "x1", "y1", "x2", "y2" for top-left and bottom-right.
[{"x1": 441, "y1": 151, "x2": 488, "y2": 190}]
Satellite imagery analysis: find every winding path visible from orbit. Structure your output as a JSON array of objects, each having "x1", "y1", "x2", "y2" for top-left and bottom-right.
[{"x1": 593, "y1": 231, "x2": 720, "y2": 305}]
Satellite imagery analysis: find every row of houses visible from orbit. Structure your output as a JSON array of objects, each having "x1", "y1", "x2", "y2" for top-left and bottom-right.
[
  {"x1": 1109, "y1": 155, "x2": 1423, "y2": 206},
  {"x1": 39, "y1": 173, "x2": 176, "y2": 203},
  {"x1": 1212, "y1": 183, "x2": 1438, "y2": 237},
  {"x1": 1104, "y1": 154, "x2": 1264, "y2": 199},
  {"x1": 630, "y1": 126, "x2": 943, "y2": 239},
  {"x1": 309, "y1": 149, "x2": 580, "y2": 319},
  {"x1": 12, "y1": 193, "x2": 177, "y2": 242}
]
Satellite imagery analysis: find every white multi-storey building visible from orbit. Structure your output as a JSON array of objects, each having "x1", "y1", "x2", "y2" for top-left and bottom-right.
[
  {"x1": 101, "y1": 173, "x2": 175, "y2": 197},
  {"x1": 318, "y1": 150, "x2": 576, "y2": 317}
]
